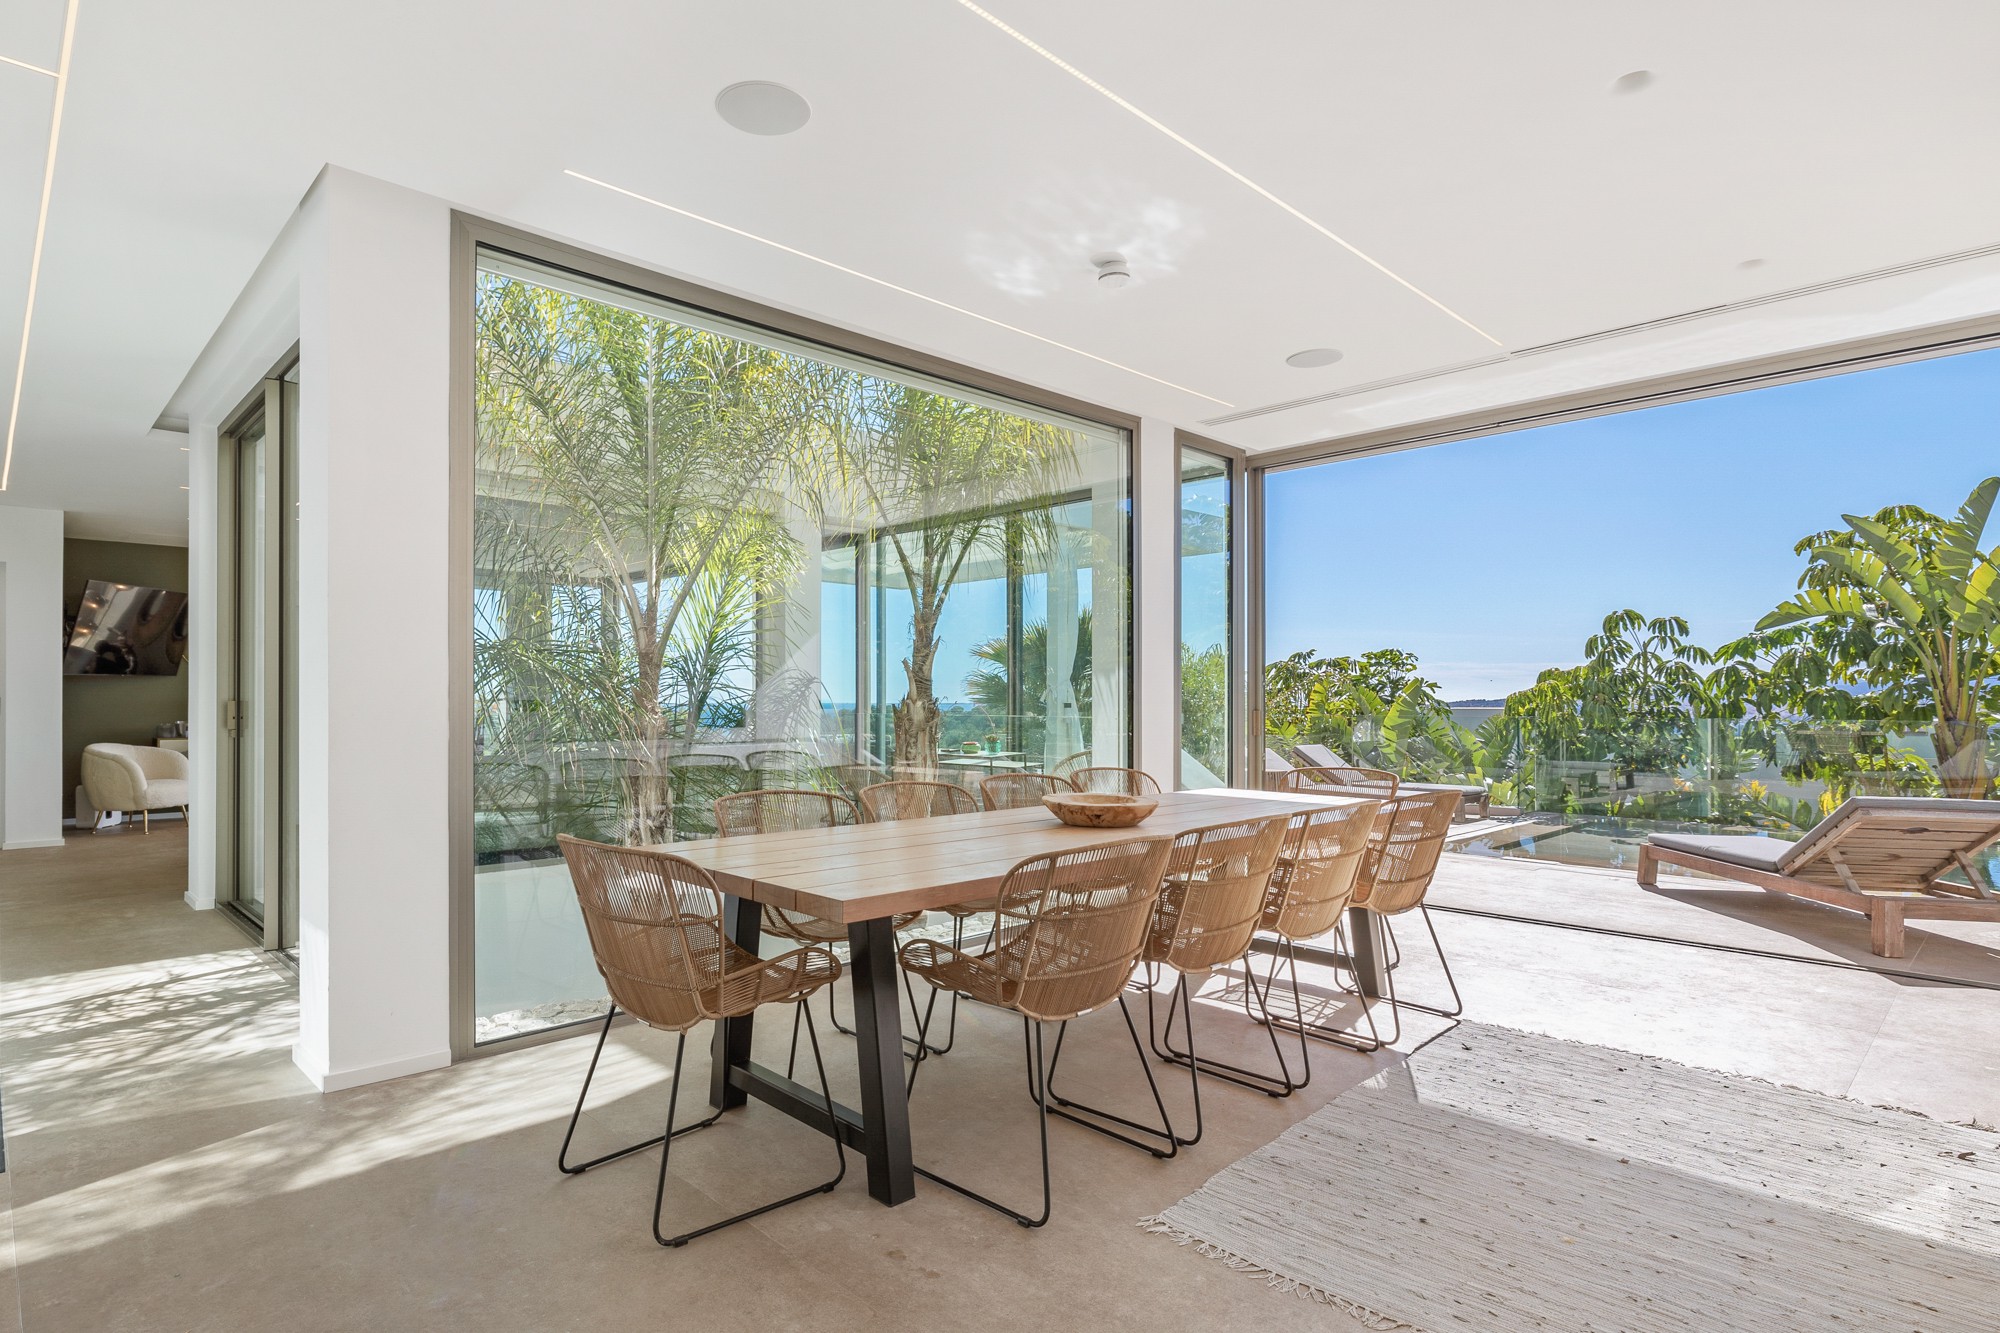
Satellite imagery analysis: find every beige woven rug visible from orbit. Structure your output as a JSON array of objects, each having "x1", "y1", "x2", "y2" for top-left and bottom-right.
[{"x1": 1142, "y1": 1024, "x2": 2000, "y2": 1331}]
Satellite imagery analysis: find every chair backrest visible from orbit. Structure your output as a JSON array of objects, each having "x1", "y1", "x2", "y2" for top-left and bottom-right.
[
  {"x1": 1050, "y1": 751, "x2": 1092, "y2": 780},
  {"x1": 985, "y1": 836, "x2": 1174, "y2": 1022},
  {"x1": 713, "y1": 788, "x2": 859, "y2": 837},
  {"x1": 1357, "y1": 790, "x2": 1461, "y2": 914},
  {"x1": 557, "y1": 834, "x2": 731, "y2": 1033},
  {"x1": 1776, "y1": 795, "x2": 2000, "y2": 890},
  {"x1": 981, "y1": 772, "x2": 1075, "y2": 810},
  {"x1": 1071, "y1": 766, "x2": 1164, "y2": 797},
  {"x1": 1145, "y1": 815, "x2": 1290, "y2": 970},
  {"x1": 1275, "y1": 765, "x2": 1400, "y2": 800},
  {"x1": 858, "y1": 779, "x2": 978, "y2": 822},
  {"x1": 1263, "y1": 800, "x2": 1380, "y2": 941}
]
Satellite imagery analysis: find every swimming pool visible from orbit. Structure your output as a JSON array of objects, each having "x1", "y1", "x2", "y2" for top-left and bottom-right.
[{"x1": 1452, "y1": 816, "x2": 1783, "y2": 875}]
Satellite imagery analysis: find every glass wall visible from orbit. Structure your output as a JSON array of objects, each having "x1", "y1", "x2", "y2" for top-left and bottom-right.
[
  {"x1": 469, "y1": 251, "x2": 1131, "y2": 1042},
  {"x1": 1262, "y1": 343, "x2": 2000, "y2": 880},
  {"x1": 1179, "y1": 448, "x2": 1231, "y2": 787}
]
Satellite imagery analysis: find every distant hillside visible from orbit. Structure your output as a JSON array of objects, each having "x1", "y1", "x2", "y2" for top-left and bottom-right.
[{"x1": 1446, "y1": 698, "x2": 1507, "y2": 708}]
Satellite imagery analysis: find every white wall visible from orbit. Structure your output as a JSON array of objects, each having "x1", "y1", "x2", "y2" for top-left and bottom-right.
[
  {"x1": 1132, "y1": 416, "x2": 1180, "y2": 784},
  {"x1": 291, "y1": 168, "x2": 453, "y2": 1091},
  {"x1": 175, "y1": 167, "x2": 453, "y2": 1092},
  {"x1": 0, "y1": 506, "x2": 64, "y2": 849}
]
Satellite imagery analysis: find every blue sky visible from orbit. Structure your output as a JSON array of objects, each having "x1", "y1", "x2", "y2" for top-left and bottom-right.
[{"x1": 1263, "y1": 345, "x2": 2000, "y2": 700}]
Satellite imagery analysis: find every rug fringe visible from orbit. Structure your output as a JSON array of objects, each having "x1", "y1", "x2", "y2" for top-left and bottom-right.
[{"x1": 1137, "y1": 1217, "x2": 1411, "y2": 1330}]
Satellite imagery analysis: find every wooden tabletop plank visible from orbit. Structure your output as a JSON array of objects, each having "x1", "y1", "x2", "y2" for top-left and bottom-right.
[{"x1": 651, "y1": 789, "x2": 1350, "y2": 923}]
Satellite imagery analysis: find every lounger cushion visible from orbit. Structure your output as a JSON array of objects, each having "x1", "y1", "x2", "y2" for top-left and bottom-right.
[
  {"x1": 1404, "y1": 781, "x2": 1487, "y2": 801},
  {"x1": 1646, "y1": 831, "x2": 1795, "y2": 872}
]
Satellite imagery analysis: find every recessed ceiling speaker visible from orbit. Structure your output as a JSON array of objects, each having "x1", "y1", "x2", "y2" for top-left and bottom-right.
[
  {"x1": 714, "y1": 82, "x2": 811, "y2": 136},
  {"x1": 1093, "y1": 254, "x2": 1132, "y2": 289},
  {"x1": 1285, "y1": 348, "x2": 1343, "y2": 368}
]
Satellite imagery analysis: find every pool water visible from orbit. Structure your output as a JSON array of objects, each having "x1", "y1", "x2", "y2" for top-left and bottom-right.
[{"x1": 1453, "y1": 816, "x2": 1783, "y2": 874}]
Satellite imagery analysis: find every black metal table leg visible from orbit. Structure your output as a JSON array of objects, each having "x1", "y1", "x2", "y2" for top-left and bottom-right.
[
  {"x1": 1347, "y1": 905, "x2": 1387, "y2": 999},
  {"x1": 846, "y1": 915, "x2": 916, "y2": 1206},
  {"x1": 710, "y1": 895, "x2": 760, "y2": 1112}
]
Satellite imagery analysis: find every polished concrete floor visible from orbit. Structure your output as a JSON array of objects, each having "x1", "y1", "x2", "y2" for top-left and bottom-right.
[{"x1": 2, "y1": 827, "x2": 1997, "y2": 1332}]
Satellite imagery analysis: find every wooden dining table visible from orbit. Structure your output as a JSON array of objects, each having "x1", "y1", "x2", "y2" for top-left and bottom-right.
[{"x1": 658, "y1": 786, "x2": 1358, "y2": 1207}]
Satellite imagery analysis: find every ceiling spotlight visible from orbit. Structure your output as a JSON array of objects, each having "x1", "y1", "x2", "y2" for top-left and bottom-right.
[
  {"x1": 1092, "y1": 254, "x2": 1132, "y2": 289},
  {"x1": 1285, "y1": 347, "x2": 1343, "y2": 369},
  {"x1": 1737, "y1": 257, "x2": 1767, "y2": 270},
  {"x1": 714, "y1": 81, "x2": 811, "y2": 136},
  {"x1": 1611, "y1": 70, "x2": 1654, "y2": 95}
]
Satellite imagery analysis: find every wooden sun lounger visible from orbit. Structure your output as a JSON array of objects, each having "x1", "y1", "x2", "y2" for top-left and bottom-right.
[
  {"x1": 1289, "y1": 743, "x2": 1491, "y2": 818},
  {"x1": 1637, "y1": 796, "x2": 2000, "y2": 957}
]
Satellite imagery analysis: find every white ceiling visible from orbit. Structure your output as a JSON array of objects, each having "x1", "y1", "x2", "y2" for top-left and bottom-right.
[{"x1": 2, "y1": 0, "x2": 1998, "y2": 542}]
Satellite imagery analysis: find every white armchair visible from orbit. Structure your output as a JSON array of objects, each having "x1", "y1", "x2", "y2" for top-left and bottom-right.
[{"x1": 80, "y1": 743, "x2": 189, "y2": 832}]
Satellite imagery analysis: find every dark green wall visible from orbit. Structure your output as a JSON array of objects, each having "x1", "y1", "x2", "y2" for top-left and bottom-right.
[{"x1": 62, "y1": 539, "x2": 191, "y2": 812}]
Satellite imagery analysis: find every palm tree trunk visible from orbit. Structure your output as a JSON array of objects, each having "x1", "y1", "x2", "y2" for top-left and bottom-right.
[{"x1": 1933, "y1": 701, "x2": 1991, "y2": 799}]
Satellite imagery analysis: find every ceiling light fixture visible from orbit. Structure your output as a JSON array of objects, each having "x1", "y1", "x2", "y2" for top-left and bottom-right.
[
  {"x1": 950, "y1": 0, "x2": 1502, "y2": 347},
  {"x1": 1737, "y1": 258, "x2": 1766, "y2": 270},
  {"x1": 1611, "y1": 70, "x2": 1654, "y2": 94},
  {"x1": 563, "y1": 169, "x2": 1231, "y2": 406},
  {"x1": 1, "y1": 0, "x2": 80, "y2": 492},
  {"x1": 1284, "y1": 348, "x2": 1343, "y2": 368},
  {"x1": 714, "y1": 81, "x2": 812, "y2": 136},
  {"x1": 1092, "y1": 254, "x2": 1131, "y2": 288}
]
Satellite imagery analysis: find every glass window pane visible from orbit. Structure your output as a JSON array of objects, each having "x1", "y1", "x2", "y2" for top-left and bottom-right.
[
  {"x1": 470, "y1": 253, "x2": 1131, "y2": 1041},
  {"x1": 1179, "y1": 449, "x2": 1231, "y2": 788}
]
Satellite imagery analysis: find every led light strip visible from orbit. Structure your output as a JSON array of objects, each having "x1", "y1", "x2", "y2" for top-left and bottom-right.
[
  {"x1": 564, "y1": 168, "x2": 1232, "y2": 407},
  {"x1": 952, "y1": 0, "x2": 1503, "y2": 349},
  {"x1": 1, "y1": 0, "x2": 80, "y2": 491},
  {"x1": 0, "y1": 52, "x2": 57, "y2": 77}
]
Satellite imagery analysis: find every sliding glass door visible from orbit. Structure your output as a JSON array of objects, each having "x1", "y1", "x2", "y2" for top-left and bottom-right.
[
  {"x1": 218, "y1": 368, "x2": 299, "y2": 950},
  {"x1": 466, "y1": 251, "x2": 1132, "y2": 1044}
]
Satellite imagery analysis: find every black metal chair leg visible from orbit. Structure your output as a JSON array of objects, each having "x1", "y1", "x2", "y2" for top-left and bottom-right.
[
  {"x1": 909, "y1": 998, "x2": 1052, "y2": 1227},
  {"x1": 1377, "y1": 907, "x2": 1464, "y2": 1020},
  {"x1": 559, "y1": 1006, "x2": 720, "y2": 1175},
  {"x1": 1149, "y1": 958, "x2": 1307, "y2": 1099},
  {"x1": 1038, "y1": 994, "x2": 1180, "y2": 1158},
  {"x1": 1265, "y1": 935, "x2": 1393, "y2": 1052},
  {"x1": 652, "y1": 1004, "x2": 847, "y2": 1248}
]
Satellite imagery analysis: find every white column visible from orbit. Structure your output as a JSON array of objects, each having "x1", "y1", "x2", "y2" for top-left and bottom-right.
[
  {"x1": 0, "y1": 506, "x2": 64, "y2": 849},
  {"x1": 291, "y1": 168, "x2": 453, "y2": 1090},
  {"x1": 1132, "y1": 416, "x2": 1179, "y2": 785}
]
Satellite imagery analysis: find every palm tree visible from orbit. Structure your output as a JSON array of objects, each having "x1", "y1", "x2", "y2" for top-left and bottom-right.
[
  {"x1": 963, "y1": 613, "x2": 1095, "y2": 748},
  {"x1": 839, "y1": 383, "x2": 1079, "y2": 765},
  {"x1": 473, "y1": 272, "x2": 841, "y2": 841},
  {"x1": 1755, "y1": 478, "x2": 2000, "y2": 798}
]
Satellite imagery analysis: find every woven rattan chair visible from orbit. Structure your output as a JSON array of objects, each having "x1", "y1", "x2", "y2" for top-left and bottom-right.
[
  {"x1": 1177, "y1": 799, "x2": 1387, "y2": 1083},
  {"x1": 1069, "y1": 766, "x2": 1164, "y2": 797},
  {"x1": 1049, "y1": 751, "x2": 1092, "y2": 781},
  {"x1": 1048, "y1": 814, "x2": 1288, "y2": 1151},
  {"x1": 1346, "y1": 789, "x2": 1463, "y2": 1043},
  {"x1": 859, "y1": 779, "x2": 986, "y2": 1054},
  {"x1": 980, "y1": 772, "x2": 1074, "y2": 811},
  {"x1": 715, "y1": 788, "x2": 925, "y2": 1061},
  {"x1": 554, "y1": 835, "x2": 846, "y2": 1248},
  {"x1": 899, "y1": 835, "x2": 1175, "y2": 1227},
  {"x1": 1273, "y1": 765, "x2": 1400, "y2": 800}
]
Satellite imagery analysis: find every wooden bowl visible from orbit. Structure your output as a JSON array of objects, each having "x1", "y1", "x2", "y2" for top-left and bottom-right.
[{"x1": 1042, "y1": 791, "x2": 1159, "y2": 828}]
